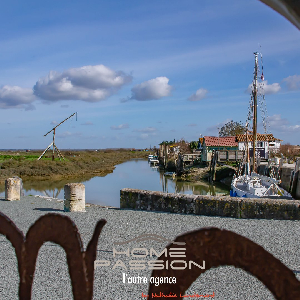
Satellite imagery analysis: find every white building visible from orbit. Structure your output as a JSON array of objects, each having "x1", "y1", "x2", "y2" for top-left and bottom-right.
[{"x1": 236, "y1": 133, "x2": 282, "y2": 159}]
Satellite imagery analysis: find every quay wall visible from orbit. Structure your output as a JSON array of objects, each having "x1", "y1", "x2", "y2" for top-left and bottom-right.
[
  {"x1": 258, "y1": 165, "x2": 299, "y2": 199},
  {"x1": 280, "y1": 167, "x2": 296, "y2": 192},
  {"x1": 120, "y1": 188, "x2": 300, "y2": 220}
]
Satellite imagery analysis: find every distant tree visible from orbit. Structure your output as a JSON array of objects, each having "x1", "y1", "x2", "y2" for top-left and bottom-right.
[
  {"x1": 159, "y1": 141, "x2": 174, "y2": 146},
  {"x1": 177, "y1": 139, "x2": 192, "y2": 153},
  {"x1": 219, "y1": 120, "x2": 245, "y2": 137},
  {"x1": 280, "y1": 143, "x2": 300, "y2": 159},
  {"x1": 189, "y1": 141, "x2": 198, "y2": 150}
]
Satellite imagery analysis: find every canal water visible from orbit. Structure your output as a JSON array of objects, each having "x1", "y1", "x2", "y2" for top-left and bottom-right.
[{"x1": 0, "y1": 159, "x2": 230, "y2": 207}]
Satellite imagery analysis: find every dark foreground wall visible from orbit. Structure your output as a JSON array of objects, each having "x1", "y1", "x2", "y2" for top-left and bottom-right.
[{"x1": 120, "y1": 188, "x2": 300, "y2": 220}]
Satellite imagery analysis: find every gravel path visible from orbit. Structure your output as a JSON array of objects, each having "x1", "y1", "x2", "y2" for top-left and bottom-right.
[{"x1": 0, "y1": 195, "x2": 299, "y2": 300}]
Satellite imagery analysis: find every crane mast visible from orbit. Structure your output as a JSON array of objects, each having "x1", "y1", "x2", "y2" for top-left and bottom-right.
[{"x1": 38, "y1": 112, "x2": 77, "y2": 161}]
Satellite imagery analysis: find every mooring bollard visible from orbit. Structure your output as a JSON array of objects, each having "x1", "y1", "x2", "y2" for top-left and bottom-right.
[
  {"x1": 64, "y1": 183, "x2": 86, "y2": 212},
  {"x1": 5, "y1": 177, "x2": 21, "y2": 201}
]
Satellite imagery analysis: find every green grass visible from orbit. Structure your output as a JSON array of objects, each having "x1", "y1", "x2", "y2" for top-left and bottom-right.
[
  {"x1": 0, "y1": 154, "x2": 39, "y2": 161},
  {"x1": 0, "y1": 154, "x2": 69, "y2": 162}
]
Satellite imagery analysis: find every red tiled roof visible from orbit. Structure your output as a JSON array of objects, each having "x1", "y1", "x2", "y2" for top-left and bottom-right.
[
  {"x1": 203, "y1": 136, "x2": 238, "y2": 147},
  {"x1": 236, "y1": 133, "x2": 282, "y2": 142}
]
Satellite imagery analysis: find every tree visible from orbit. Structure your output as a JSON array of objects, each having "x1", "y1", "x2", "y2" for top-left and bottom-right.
[
  {"x1": 189, "y1": 141, "x2": 199, "y2": 150},
  {"x1": 280, "y1": 143, "x2": 300, "y2": 159},
  {"x1": 159, "y1": 140, "x2": 174, "y2": 146},
  {"x1": 219, "y1": 120, "x2": 245, "y2": 137}
]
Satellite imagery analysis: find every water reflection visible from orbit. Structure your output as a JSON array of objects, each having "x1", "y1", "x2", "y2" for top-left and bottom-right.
[
  {"x1": 158, "y1": 169, "x2": 228, "y2": 196},
  {"x1": 0, "y1": 159, "x2": 229, "y2": 207}
]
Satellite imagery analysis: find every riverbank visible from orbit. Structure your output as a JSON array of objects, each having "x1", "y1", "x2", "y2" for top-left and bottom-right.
[
  {"x1": 0, "y1": 195, "x2": 299, "y2": 299},
  {"x1": 0, "y1": 149, "x2": 150, "y2": 183},
  {"x1": 180, "y1": 165, "x2": 237, "y2": 186}
]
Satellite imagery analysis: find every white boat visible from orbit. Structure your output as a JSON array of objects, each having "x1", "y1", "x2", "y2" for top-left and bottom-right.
[
  {"x1": 231, "y1": 173, "x2": 292, "y2": 199},
  {"x1": 149, "y1": 158, "x2": 159, "y2": 165},
  {"x1": 148, "y1": 154, "x2": 159, "y2": 165},
  {"x1": 231, "y1": 52, "x2": 293, "y2": 199}
]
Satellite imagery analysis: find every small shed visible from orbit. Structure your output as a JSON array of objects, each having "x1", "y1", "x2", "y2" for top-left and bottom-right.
[{"x1": 200, "y1": 136, "x2": 238, "y2": 161}]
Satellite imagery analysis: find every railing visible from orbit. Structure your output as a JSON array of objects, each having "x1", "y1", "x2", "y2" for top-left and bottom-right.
[
  {"x1": 0, "y1": 212, "x2": 300, "y2": 299},
  {"x1": 217, "y1": 150, "x2": 244, "y2": 162},
  {"x1": 182, "y1": 154, "x2": 201, "y2": 162}
]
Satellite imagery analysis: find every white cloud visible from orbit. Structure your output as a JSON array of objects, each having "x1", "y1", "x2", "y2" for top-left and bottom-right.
[
  {"x1": 246, "y1": 80, "x2": 281, "y2": 95},
  {"x1": 57, "y1": 131, "x2": 82, "y2": 138},
  {"x1": 187, "y1": 123, "x2": 197, "y2": 127},
  {"x1": 131, "y1": 127, "x2": 157, "y2": 140},
  {"x1": 262, "y1": 82, "x2": 281, "y2": 95},
  {"x1": 110, "y1": 123, "x2": 129, "y2": 130},
  {"x1": 131, "y1": 77, "x2": 172, "y2": 101},
  {"x1": 81, "y1": 121, "x2": 94, "y2": 126},
  {"x1": 50, "y1": 121, "x2": 58, "y2": 125},
  {"x1": 268, "y1": 114, "x2": 300, "y2": 133},
  {"x1": 24, "y1": 104, "x2": 36, "y2": 111},
  {"x1": 134, "y1": 127, "x2": 157, "y2": 133},
  {"x1": 138, "y1": 133, "x2": 150, "y2": 140},
  {"x1": 0, "y1": 85, "x2": 36, "y2": 109},
  {"x1": 33, "y1": 65, "x2": 132, "y2": 102},
  {"x1": 268, "y1": 114, "x2": 288, "y2": 127},
  {"x1": 188, "y1": 88, "x2": 208, "y2": 101},
  {"x1": 283, "y1": 75, "x2": 300, "y2": 90},
  {"x1": 128, "y1": 27, "x2": 300, "y2": 78}
]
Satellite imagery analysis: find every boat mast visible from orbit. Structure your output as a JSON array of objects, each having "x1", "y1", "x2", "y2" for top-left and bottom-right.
[
  {"x1": 252, "y1": 52, "x2": 258, "y2": 173},
  {"x1": 245, "y1": 122, "x2": 250, "y2": 175}
]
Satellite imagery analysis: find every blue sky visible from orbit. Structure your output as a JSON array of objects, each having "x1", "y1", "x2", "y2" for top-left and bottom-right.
[{"x1": 1, "y1": 0, "x2": 300, "y2": 149}]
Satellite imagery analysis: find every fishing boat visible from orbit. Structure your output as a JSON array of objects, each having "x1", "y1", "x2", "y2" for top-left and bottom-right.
[
  {"x1": 231, "y1": 172, "x2": 292, "y2": 199},
  {"x1": 231, "y1": 52, "x2": 293, "y2": 199}
]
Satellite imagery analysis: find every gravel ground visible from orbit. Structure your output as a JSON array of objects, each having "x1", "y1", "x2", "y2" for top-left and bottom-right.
[{"x1": 0, "y1": 195, "x2": 299, "y2": 300}]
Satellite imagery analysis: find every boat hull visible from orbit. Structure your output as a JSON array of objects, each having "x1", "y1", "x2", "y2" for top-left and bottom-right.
[{"x1": 231, "y1": 174, "x2": 293, "y2": 199}]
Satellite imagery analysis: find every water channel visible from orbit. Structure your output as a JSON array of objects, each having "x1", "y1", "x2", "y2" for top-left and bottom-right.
[{"x1": 0, "y1": 159, "x2": 230, "y2": 207}]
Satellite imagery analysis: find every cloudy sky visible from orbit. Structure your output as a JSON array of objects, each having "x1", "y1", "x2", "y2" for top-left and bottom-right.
[{"x1": 1, "y1": 0, "x2": 300, "y2": 149}]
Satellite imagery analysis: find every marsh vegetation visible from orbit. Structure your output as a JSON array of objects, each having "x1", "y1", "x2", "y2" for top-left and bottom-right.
[{"x1": 0, "y1": 149, "x2": 150, "y2": 182}]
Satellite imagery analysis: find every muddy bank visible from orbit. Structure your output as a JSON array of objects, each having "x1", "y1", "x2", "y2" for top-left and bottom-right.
[
  {"x1": 180, "y1": 165, "x2": 237, "y2": 186},
  {"x1": 0, "y1": 149, "x2": 150, "y2": 183}
]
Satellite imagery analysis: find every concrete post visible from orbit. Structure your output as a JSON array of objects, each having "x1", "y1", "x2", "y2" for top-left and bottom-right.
[
  {"x1": 5, "y1": 177, "x2": 21, "y2": 201},
  {"x1": 64, "y1": 183, "x2": 86, "y2": 212}
]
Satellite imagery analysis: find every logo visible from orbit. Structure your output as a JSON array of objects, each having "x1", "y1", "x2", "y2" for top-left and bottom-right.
[{"x1": 94, "y1": 233, "x2": 205, "y2": 271}]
